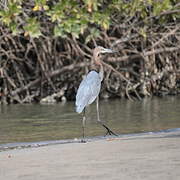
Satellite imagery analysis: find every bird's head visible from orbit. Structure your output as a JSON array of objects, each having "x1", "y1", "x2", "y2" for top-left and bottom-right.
[
  {"x1": 93, "y1": 46, "x2": 116, "y2": 65},
  {"x1": 94, "y1": 46, "x2": 115, "y2": 57},
  {"x1": 91, "y1": 46, "x2": 116, "y2": 72}
]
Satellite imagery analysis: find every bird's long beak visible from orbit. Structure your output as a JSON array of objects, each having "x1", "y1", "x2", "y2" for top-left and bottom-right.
[{"x1": 101, "y1": 48, "x2": 117, "y2": 54}]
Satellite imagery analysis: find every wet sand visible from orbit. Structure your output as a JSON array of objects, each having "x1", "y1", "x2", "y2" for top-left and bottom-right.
[{"x1": 1, "y1": 131, "x2": 180, "y2": 180}]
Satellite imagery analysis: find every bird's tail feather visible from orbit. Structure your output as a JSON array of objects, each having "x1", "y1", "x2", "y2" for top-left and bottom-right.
[{"x1": 76, "y1": 105, "x2": 83, "y2": 113}]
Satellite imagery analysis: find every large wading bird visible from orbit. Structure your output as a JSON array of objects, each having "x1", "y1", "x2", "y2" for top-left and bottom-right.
[{"x1": 75, "y1": 46, "x2": 117, "y2": 141}]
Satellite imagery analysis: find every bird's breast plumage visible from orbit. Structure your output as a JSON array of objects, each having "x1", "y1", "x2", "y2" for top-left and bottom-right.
[{"x1": 75, "y1": 71, "x2": 101, "y2": 113}]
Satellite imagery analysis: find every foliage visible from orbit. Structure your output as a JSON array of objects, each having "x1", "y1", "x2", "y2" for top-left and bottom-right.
[
  {"x1": 24, "y1": 17, "x2": 42, "y2": 37},
  {"x1": 0, "y1": 1, "x2": 21, "y2": 26},
  {"x1": 0, "y1": 0, "x2": 179, "y2": 104},
  {"x1": 0, "y1": 0, "x2": 179, "y2": 39}
]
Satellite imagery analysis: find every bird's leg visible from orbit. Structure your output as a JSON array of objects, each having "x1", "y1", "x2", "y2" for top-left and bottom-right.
[
  {"x1": 81, "y1": 108, "x2": 86, "y2": 143},
  {"x1": 96, "y1": 96, "x2": 118, "y2": 136}
]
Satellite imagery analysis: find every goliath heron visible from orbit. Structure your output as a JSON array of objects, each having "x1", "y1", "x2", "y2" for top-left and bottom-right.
[{"x1": 75, "y1": 46, "x2": 117, "y2": 141}]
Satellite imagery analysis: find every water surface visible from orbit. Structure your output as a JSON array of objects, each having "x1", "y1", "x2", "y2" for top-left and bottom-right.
[{"x1": 0, "y1": 96, "x2": 180, "y2": 144}]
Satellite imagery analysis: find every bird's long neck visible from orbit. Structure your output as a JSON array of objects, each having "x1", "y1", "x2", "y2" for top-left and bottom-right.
[{"x1": 91, "y1": 53, "x2": 104, "y2": 81}]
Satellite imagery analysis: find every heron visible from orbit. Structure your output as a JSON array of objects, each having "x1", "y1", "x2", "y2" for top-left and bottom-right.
[{"x1": 75, "y1": 46, "x2": 117, "y2": 141}]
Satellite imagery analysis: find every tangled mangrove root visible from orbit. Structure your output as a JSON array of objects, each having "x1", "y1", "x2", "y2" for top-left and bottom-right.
[{"x1": 0, "y1": 13, "x2": 180, "y2": 104}]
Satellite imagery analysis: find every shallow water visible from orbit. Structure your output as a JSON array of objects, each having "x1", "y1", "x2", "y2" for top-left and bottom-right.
[{"x1": 0, "y1": 96, "x2": 180, "y2": 145}]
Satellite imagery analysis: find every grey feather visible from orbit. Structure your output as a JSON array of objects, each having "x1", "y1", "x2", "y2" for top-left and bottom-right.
[{"x1": 76, "y1": 71, "x2": 101, "y2": 113}]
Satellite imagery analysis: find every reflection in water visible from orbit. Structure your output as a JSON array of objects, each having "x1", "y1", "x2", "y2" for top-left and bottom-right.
[{"x1": 0, "y1": 96, "x2": 180, "y2": 144}]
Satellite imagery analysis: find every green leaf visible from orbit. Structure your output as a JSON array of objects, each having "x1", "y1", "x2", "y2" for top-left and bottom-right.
[
  {"x1": 24, "y1": 18, "x2": 42, "y2": 38},
  {"x1": 9, "y1": 22, "x2": 19, "y2": 35},
  {"x1": 85, "y1": 28, "x2": 100, "y2": 44},
  {"x1": 0, "y1": 1, "x2": 22, "y2": 26},
  {"x1": 139, "y1": 28, "x2": 147, "y2": 39},
  {"x1": 54, "y1": 25, "x2": 67, "y2": 38}
]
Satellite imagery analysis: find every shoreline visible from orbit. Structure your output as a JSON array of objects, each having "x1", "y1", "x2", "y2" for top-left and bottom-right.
[
  {"x1": 1, "y1": 130, "x2": 180, "y2": 180},
  {"x1": 1, "y1": 128, "x2": 180, "y2": 152}
]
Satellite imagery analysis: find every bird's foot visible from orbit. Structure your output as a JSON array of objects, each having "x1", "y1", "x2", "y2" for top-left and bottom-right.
[
  {"x1": 102, "y1": 124, "x2": 118, "y2": 136},
  {"x1": 80, "y1": 139, "x2": 87, "y2": 143}
]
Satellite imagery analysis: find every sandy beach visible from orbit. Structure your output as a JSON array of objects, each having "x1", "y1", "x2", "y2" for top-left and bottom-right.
[{"x1": 1, "y1": 131, "x2": 180, "y2": 180}]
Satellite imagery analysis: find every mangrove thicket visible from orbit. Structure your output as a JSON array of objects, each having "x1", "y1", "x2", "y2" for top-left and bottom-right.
[{"x1": 0, "y1": 0, "x2": 180, "y2": 104}]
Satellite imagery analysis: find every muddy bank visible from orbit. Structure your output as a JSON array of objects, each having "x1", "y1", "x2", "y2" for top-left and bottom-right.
[{"x1": 1, "y1": 130, "x2": 180, "y2": 180}]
